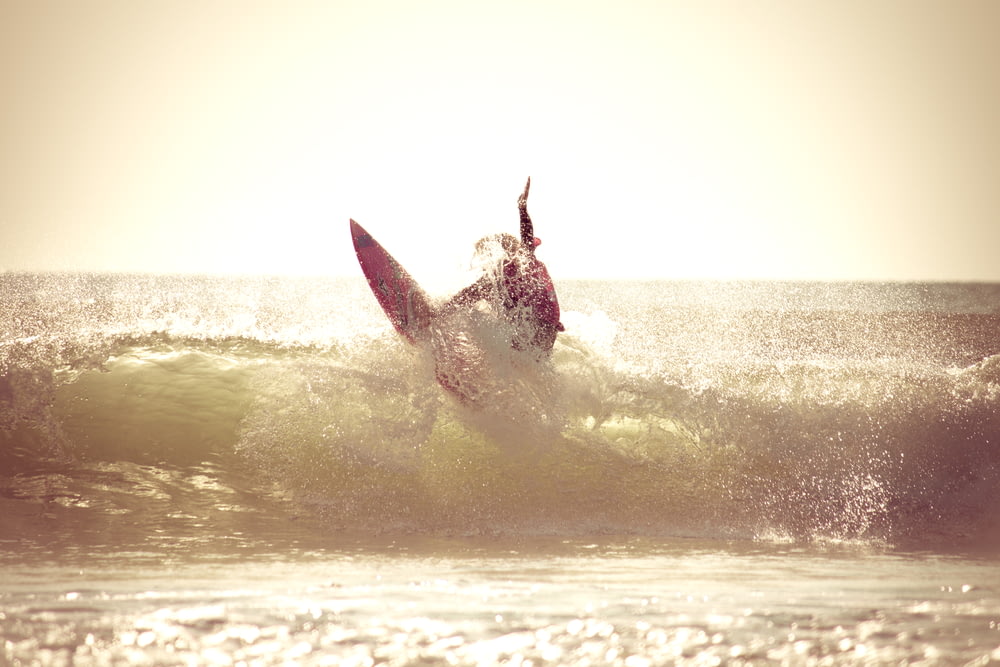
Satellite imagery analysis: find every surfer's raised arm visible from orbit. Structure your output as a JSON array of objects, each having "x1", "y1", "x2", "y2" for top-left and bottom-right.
[{"x1": 518, "y1": 177, "x2": 534, "y2": 250}]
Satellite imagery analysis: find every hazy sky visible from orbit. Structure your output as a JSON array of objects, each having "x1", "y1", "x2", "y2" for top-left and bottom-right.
[{"x1": 2, "y1": 0, "x2": 998, "y2": 282}]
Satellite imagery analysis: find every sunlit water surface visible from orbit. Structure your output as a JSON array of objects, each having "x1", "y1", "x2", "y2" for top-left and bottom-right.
[{"x1": 3, "y1": 537, "x2": 1000, "y2": 666}]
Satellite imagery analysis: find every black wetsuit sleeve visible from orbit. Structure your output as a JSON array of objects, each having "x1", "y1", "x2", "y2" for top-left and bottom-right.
[{"x1": 518, "y1": 177, "x2": 534, "y2": 249}]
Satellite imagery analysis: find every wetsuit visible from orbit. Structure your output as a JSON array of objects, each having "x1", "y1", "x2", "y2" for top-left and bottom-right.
[{"x1": 444, "y1": 179, "x2": 564, "y2": 352}]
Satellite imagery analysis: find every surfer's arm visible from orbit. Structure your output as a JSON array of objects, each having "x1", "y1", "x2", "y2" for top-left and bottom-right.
[
  {"x1": 518, "y1": 177, "x2": 534, "y2": 249},
  {"x1": 436, "y1": 275, "x2": 490, "y2": 315}
]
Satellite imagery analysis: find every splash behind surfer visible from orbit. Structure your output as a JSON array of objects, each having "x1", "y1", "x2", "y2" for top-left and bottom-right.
[{"x1": 438, "y1": 178, "x2": 564, "y2": 353}]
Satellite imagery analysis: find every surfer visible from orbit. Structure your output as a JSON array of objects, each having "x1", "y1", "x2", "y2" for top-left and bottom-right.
[{"x1": 437, "y1": 178, "x2": 564, "y2": 353}]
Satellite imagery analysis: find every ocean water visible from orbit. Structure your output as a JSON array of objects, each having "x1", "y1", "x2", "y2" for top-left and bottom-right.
[{"x1": 2, "y1": 273, "x2": 999, "y2": 665}]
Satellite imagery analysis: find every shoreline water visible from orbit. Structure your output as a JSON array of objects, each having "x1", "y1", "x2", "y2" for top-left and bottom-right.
[{"x1": 3, "y1": 534, "x2": 999, "y2": 665}]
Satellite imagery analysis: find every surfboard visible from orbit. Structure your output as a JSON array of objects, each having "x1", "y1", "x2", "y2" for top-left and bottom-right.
[
  {"x1": 350, "y1": 218, "x2": 551, "y2": 408},
  {"x1": 350, "y1": 219, "x2": 431, "y2": 344}
]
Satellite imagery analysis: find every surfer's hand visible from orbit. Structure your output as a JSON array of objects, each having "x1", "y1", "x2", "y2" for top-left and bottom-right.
[{"x1": 518, "y1": 177, "x2": 530, "y2": 210}]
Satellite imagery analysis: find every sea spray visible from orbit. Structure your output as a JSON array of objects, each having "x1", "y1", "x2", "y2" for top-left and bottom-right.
[{"x1": 2, "y1": 274, "x2": 999, "y2": 546}]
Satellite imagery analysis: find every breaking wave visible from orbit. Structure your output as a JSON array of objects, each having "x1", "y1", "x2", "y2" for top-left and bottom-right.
[{"x1": 2, "y1": 274, "x2": 999, "y2": 548}]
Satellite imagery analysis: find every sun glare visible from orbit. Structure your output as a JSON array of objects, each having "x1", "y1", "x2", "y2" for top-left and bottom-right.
[{"x1": 1, "y1": 1, "x2": 998, "y2": 280}]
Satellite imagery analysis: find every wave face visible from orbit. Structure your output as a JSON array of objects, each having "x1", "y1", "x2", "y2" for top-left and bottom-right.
[{"x1": 2, "y1": 274, "x2": 999, "y2": 547}]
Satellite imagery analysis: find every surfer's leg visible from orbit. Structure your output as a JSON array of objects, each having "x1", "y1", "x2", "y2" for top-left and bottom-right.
[{"x1": 534, "y1": 323, "x2": 558, "y2": 353}]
